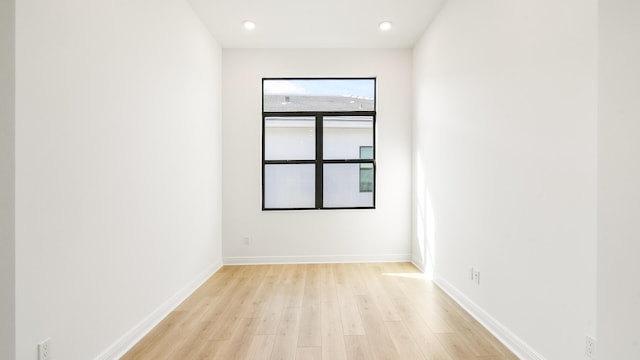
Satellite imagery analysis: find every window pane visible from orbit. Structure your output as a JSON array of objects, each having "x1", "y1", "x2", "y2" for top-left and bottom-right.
[
  {"x1": 323, "y1": 164, "x2": 374, "y2": 208},
  {"x1": 264, "y1": 164, "x2": 315, "y2": 209},
  {"x1": 264, "y1": 79, "x2": 375, "y2": 112},
  {"x1": 323, "y1": 116, "x2": 373, "y2": 160},
  {"x1": 360, "y1": 146, "x2": 373, "y2": 160},
  {"x1": 265, "y1": 117, "x2": 315, "y2": 160},
  {"x1": 360, "y1": 164, "x2": 374, "y2": 192}
]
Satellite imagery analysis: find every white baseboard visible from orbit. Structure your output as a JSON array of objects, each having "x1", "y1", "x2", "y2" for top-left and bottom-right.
[
  {"x1": 411, "y1": 256, "x2": 426, "y2": 272},
  {"x1": 433, "y1": 274, "x2": 546, "y2": 360},
  {"x1": 223, "y1": 254, "x2": 411, "y2": 265},
  {"x1": 95, "y1": 261, "x2": 223, "y2": 360}
]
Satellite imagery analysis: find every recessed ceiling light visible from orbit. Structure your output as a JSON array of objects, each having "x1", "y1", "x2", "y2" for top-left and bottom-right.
[
  {"x1": 379, "y1": 21, "x2": 392, "y2": 31},
  {"x1": 242, "y1": 20, "x2": 256, "y2": 30}
]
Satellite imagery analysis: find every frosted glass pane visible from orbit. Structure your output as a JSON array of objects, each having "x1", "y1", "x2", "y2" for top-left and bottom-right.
[
  {"x1": 264, "y1": 164, "x2": 315, "y2": 209},
  {"x1": 323, "y1": 116, "x2": 373, "y2": 160},
  {"x1": 323, "y1": 164, "x2": 374, "y2": 208},
  {"x1": 265, "y1": 117, "x2": 315, "y2": 160},
  {"x1": 264, "y1": 79, "x2": 375, "y2": 112}
]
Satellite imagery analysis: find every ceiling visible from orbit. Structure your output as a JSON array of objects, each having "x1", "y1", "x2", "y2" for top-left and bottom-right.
[{"x1": 187, "y1": 0, "x2": 446, "y2": 48}]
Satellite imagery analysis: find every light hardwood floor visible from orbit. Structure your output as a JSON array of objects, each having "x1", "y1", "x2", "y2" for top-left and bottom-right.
[{"x1": 122, "y1": 263, "x2": 518, "y2": 360}]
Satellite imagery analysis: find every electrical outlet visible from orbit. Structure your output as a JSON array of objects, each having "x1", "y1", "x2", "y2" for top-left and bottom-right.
[
  {"x1": 38, "y1": 338, "x2": 50, "y2": 360},
  {"x1": 585, "y1": 336, "x2": 596, "y2": 359},
  {"x1": 242, "y1": 236, "x2": 250, "y2": 245},
  {"x1": 473, "y1": 269, "x2": 480, "y2": 285},
  {"x1": 470, "y1": 267, "x2": 475, "y2": 280}
]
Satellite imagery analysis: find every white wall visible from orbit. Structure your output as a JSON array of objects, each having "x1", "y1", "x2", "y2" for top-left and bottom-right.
[
  {"x1": 222, "y1": 49, "x2": 412, "y2": 263},
  {"x1": 14, "y1": 0, "x2": 223, "y2": 359},
  {"x1": 597, "y1": 1, "x2": 640, "y2": 359},
  {"x1": 0, "y1": 0, "x2": 15, "y2": 358},
  {"x1": 413, "y1": 1, "x2": 597, "y2": 359}
]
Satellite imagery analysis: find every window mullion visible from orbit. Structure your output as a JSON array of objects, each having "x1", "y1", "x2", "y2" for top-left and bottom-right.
[{"x1": 315, "y1": 115, "x2": 323, "y2": 209}]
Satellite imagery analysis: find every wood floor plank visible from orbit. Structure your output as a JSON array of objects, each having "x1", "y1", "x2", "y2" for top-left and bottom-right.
[
  {"x1": 394, "y1": 277, "x2": 456, "y2": 333},
  {"x1": 170, "y1": 320, "x2": 225, "y2": 359},
  {"x1": 436, "y1": 333, "x2": 478, "y2": 360},
  {"x1": 358, "y1": 264, "x2": 402, "y2": 321},
  {"x1": 218, "y1": 317, "x2": 259, "y2": 359},
  {"x1": 318, "y1": 263, "x2": 338, "y2": 303},
  {"x1": 321, "y1": 300, "x2": 347, "y2": 360},
  {"x1": 466, "y1": 321, "x2": 519, "y2": 359},
  {"x1": 297, "y1": 302, "x2": 321, "y2": 347},
  {"x1": 121, "y1": 312, "x2": 188, "y2": 360},
  {"x1": 256, "y1": 266, "x2": 289, "y2": 335},
  {"x1": 126, "y1": 311, "x2": 197, "y2": 360},
  {"x1": 385, "y1": 320, "x2": 427, "y2": 359},
  {"x1": 285, "y1": 265, "x2": 307, "y2": 308},
  {"x1": 454, "y1": 319, "x2": 505, "y2": 357},
  {"x1": 335, "y1": 284, "x2": 366, "y2": 336},
  {"x1": 245, "y1": 335, "x2": 277, "y2": 360},
  {"x1": 122, "y1": 263, "x2": 518, "y2": 360},
  {"x1": 334, "y1": 264, "x2": 366, "y2": 336},
  {"x1": 370, "y1": 263, "x2": 406, "y2": 300},
  {"x1": 190, "y1": 339, "x2": 229, "y2": 360},
  {"x1": 344, "y1": 335, "x2": 375, "y2": 360},
  {"x1": 298, "y1": 265, "x2": 322, "y2": 347},
  {"x1": 295, "y1": 347, "x2": 322, "y2": 360},
  {"x1": 256, "y1": 301, "x2": 286, "y2": 335},
  {"x1": 392, "y1": 297, "x2": 453, "y2": 360},
  {"x1": 202, "y1": 268, "x2": 262, "y2": 341},
  {"x1": 355, "y1": 294, "x2": 401, "y2": 360},
  {"x1": 344, "y1": 263, "x2": 369, "y2": 296},
  {"x1": 270, "y1": 306, "x2": 303, "y2": 360}
]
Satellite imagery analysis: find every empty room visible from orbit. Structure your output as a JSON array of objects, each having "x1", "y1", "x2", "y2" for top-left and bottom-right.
[{"x1": 1, "y1": 0, "x2": 638, "y2": 359}]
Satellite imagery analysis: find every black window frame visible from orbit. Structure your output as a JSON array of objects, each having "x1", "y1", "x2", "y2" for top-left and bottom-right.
[{"x1": 262, "y1": 77, "x2": 376, "y2": 211}]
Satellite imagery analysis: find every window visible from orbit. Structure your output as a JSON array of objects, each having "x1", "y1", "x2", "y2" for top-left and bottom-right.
[{"x1": 262, "y1": 78, "x2": 376, "y2": 210}]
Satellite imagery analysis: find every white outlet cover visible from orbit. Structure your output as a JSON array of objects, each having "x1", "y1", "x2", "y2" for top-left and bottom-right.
[
  {"x1": 38, "y1": 338, "x2": 51, "y2": 360},
  {"x1": 585, "y1": 336, "x2": 596, "y2": 358}
]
